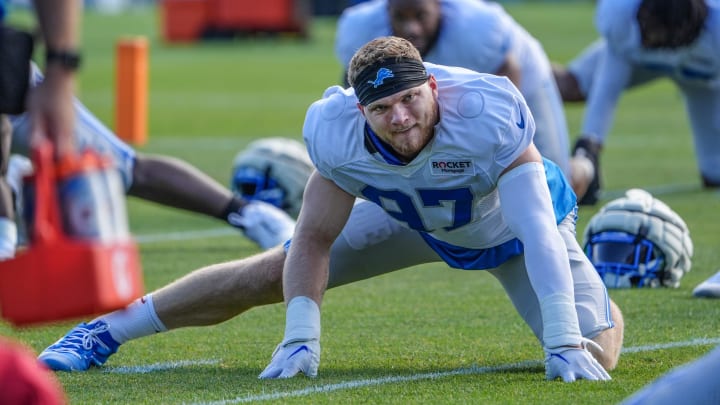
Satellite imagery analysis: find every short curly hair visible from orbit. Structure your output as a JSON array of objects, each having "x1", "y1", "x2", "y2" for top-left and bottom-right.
[
  {"x1": 347, "y1": 36, "x2": 422, "y2": 89},
  {"x1": 637, "y1": 0, "x2": 708, "y2": 49}
]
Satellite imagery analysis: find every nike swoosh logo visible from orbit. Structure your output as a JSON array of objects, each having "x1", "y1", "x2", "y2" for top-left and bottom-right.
[
  {"x1": 287, "y1": 345, "x2": 309, "y2": 359},
  {"x1": 516, "y1": 102, "x2": 525, "y2": 129},
  {"x1": 550, "y1": 353, "x2": 570, "y2": 364}
]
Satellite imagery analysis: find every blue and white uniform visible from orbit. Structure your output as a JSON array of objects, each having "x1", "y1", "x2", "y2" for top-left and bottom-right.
[
  {"x1": 570, "y1": 0, "x2": 720, "y2": 183},
  {"x1": 8, "y1": 63, "x2": 137, "y2": 189},
  {"x1": 335, "y1": 0, "x2": 570, "y2": 177},
  {"x1": 309, "y1": 63, "x2": 613, "y2": 343}
]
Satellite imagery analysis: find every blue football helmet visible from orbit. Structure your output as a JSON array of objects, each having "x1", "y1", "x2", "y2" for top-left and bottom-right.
[
  {"x1": 582, "y1": 189, "x2": 693, "y2": 288},
  {"x1": 230, "y1": 138, "x2": 313, "y2": 218},
  {"x1": 584, "y1": 230, "x2": 665, "y2": 288},
  {"x1": 231, "y1": 165, "x2": 285, "y2": 210}
]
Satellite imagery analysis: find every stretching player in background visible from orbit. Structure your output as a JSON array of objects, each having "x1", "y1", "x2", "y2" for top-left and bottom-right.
[
  {"x1": 552, "y1": 0, "x2": 720, "y2": 205},
  {"x1": 38, "y1": 36, "x2": 623, "y2": 383},
  {"x1": 335, "y1": 0, "x2": 598, "y2": 201},
  {"x1": 552, "y1": 0, "x2": 720, "y2": 296},
  {"x1": 4, "y1": 64, "x2": 308, "y2": 255}
]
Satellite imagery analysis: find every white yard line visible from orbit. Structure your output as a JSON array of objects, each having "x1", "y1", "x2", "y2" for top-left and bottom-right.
[
  {"x1": 104, "y1": 337, "x2": 720, "y2": 403},
  {"x1": 134, "y1": 227, "x2": 237, "y2": 244},
  {"x1": 106, "y1": 359, "x2": 221, "y2": 374}
]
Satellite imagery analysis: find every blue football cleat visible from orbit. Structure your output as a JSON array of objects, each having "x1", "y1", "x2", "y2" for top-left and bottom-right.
[{"x1": 38, "y1": 321, "x2": 120, "y2": 371}]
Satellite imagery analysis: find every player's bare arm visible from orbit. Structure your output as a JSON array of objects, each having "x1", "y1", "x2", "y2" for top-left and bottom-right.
[{"x1": 283, "y1": 171, "x2": 355, "y2": 305}]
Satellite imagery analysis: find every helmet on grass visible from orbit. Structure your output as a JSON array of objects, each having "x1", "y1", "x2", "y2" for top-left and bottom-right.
[
  {"x1": 230, "y1": 137, "x2": 313, "y2": 218},
  {"x1": 582, "y1": 188, "x2": 693, "y2": 288}
]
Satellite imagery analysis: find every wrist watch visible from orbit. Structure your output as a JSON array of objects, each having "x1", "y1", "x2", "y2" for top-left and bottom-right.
[{"x1": 45, "y1": 49, "x2": 82, "y2": 71}]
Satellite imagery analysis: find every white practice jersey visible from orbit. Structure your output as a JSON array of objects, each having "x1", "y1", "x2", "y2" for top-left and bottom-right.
[
  {"x1": 335, "y1": 0, "x2": 551, "y2": 98},
  {"x1": 304, "y1": 63, "x2": 575, "y2": 257}
]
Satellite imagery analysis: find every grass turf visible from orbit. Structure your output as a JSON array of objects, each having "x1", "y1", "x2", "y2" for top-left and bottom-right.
[{"x1": 2, "y1": 2, "x2": 720, "y2": 404}]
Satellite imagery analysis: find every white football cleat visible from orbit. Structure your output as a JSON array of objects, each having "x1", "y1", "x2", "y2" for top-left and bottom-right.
[{"x1": 692, "y1": 270, "x2": 720, "y2": 298}]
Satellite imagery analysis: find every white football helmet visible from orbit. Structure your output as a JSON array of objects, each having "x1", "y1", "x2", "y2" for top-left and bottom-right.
[
  {"x1": 582, "y1": 188, "x2": 693, "y2": 288},
  {"x1": 231, "y1": 137, "x2": 313, "y2": 218}
]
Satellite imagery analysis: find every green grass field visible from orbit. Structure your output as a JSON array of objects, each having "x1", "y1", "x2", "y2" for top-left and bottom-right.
[{"x1": 3, "y1": 2, "x2": 720, "y2": 404}]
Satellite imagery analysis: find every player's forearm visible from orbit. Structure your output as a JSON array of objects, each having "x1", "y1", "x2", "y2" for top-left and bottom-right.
[
  {"x1": 33, "y1": 0, "x2": 81, "y2": 51},
  {"x1": 33, "y1": 0, "x2": 81, "y2": 105},
  {"x1": 282, "y1": 240, "x2": 331, "y2": 306},
  {"x1": 282, "y1": 172, "x2": 355, "y2": 304},
  {"x1": 498, "y1": 161, "x2": 574, "y2": 296},
  {"x1": 498, "y1": 161, "x2": 582, "y2": 347}
]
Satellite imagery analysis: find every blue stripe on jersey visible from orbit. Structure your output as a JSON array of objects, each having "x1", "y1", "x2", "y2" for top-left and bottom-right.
[
  {"x1": 420, "y1": 231, "x2": 523, "y2": 270},
  {"x1": 420, "y1": 158, "x2": 577, "y2": 270}
]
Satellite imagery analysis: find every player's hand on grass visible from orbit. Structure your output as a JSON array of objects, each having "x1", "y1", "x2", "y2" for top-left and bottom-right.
[
  {"x1": 544, "y1": 339, "x2": 610, "y2": 382},
  {"x1": 258, "y1": 338, "x2": 320, "y2": 379}
]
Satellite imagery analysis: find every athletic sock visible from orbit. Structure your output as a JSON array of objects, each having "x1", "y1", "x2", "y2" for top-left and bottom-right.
[{"x1": 94, "y1": 294, "x2": 167, "y2": 344}]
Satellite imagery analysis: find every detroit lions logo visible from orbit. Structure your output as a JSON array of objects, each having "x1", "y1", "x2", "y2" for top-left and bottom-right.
[{"x1": 368, "y1": 68, "x2": 394, "y2": 88}]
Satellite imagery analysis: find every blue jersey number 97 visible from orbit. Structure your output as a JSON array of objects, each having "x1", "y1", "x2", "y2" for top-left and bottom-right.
[{"x1": 361, "y1": 185, "x2": 473, "y2": 232}]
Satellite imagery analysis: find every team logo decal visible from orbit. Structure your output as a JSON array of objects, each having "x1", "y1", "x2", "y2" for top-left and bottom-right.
[
  {"x1": 368, "y1": 68, "x2": 394, "y2": 88},
  {"x1": 430, "y1": 159, "x2": 475, "y2": 175}
]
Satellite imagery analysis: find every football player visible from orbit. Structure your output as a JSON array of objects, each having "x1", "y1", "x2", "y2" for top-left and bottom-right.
[
  {"x1": 38, "y1": 36, "x2": 624, "y2": 383},
  {"x1": 553, "y1": 0, "x2": 720, "y2": 205},
  {"x1": 335, "y1": 0, "x2": 587, "y2": 195}
]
